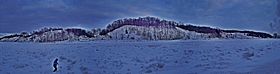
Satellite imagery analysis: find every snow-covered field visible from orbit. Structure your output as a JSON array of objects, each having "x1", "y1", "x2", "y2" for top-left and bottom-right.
[{"x1": 1, "y1": 39, "x2": 280, "y2": 74}]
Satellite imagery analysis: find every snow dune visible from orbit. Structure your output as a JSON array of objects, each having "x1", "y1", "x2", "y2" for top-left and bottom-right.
[{"x1": 0, "y1": 39, "x2": 280, "y2": 74}]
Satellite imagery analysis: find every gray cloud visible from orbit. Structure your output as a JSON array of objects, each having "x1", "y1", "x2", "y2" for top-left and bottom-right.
[{"x1": 0, "y1": 0, "x2": 277, "y2": 33}]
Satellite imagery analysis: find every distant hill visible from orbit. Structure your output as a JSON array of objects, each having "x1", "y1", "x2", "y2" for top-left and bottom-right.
[{"x1": 0, "y1": 16, "x2": 276, "y2": 42}]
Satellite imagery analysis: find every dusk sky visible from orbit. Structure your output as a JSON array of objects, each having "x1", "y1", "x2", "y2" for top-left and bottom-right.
[{"x1": 0, "y1": 0, "x2": 277, "y2": 33}]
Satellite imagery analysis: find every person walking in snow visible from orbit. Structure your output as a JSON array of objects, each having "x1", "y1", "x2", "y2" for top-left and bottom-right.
[{"x1": 53, "y1": 58, "x2": 59, "y2": 72}]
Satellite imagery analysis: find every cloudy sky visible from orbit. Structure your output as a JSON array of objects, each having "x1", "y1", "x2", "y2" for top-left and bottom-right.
[{"x1": 0, "y1": 0, "x2": 277, "y2": 33}]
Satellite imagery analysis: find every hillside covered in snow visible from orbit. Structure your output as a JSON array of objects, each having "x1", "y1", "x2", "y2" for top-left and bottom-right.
[
  {"x1": 1, "y1": 39, "x2": 280, "y2": 74},
  {"x1": 0, "y1": 17, "x2": 277, "y2": 42}
]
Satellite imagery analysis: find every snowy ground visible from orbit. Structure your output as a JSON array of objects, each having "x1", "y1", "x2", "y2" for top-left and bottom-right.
[{"x1": 1, "y1": 39, "x2": 280, "y2": 74}]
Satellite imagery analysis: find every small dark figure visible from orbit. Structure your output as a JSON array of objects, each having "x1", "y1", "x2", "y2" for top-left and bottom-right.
[{"x1": 53, "y1": 58, "x2": 59, "y2": 72}]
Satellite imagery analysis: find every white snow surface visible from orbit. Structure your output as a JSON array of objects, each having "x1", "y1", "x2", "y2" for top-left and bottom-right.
[
  {"x1": 0, "y1": 33, "x2": 11, "y2": 38},
  {"x1": 1, "y1": 39, "x2": 280, "y2": 74}
]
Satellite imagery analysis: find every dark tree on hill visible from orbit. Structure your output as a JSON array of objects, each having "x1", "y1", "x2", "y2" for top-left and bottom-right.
[{"x1": 102, "y1": 16, "x2": 178, "y2": 35}]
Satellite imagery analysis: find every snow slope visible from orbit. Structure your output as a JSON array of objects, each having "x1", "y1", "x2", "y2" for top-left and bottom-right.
[
  {"x1": 0, "y1": 39, "x2": 280, "y2": 74},
  {"x1": 109, "y1": 25, "x2": 186, "y2": 40},
  {"x1": 0, "y1": 33, "x2": 11, "y2": 38}
]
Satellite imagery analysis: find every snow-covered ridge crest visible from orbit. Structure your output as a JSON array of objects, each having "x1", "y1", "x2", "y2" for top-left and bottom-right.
[
  {"x1": 0, "y1": 27, "x2": 95, "y2": 42},
  {"x1": 0, "y1": 16, "x2": 277, "y2": 42},
  {"x1": 108, "y1": 25, "x2": 186, "y2": 40}
]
